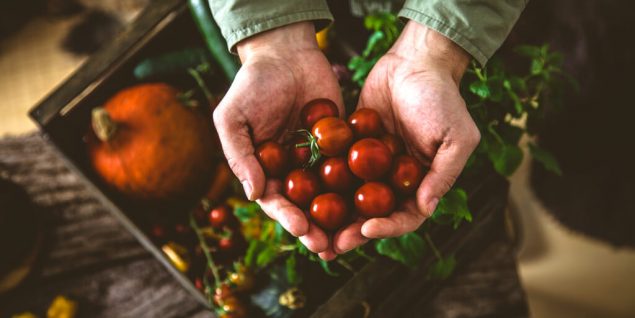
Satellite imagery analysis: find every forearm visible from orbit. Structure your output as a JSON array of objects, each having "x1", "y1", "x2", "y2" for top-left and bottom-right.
[{"x1": 390, "y1": 21, "x2": 470, "y2": 85}]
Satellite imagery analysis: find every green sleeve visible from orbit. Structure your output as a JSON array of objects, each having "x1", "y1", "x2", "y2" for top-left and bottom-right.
[
  {"x1": 209, "y1": 0, "x2": 333, "y2": 53},
  {"x1": 399, "y1": 0, "x2": 528, "y2": 65}
]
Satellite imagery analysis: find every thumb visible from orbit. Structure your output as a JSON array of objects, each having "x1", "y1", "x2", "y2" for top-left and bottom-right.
[
  {"x1": 416, "y1": 142, "x2": 471, "y2": 217},
  {"x1": 213, "y1": 103, "x2": 265, "y2": 201}
]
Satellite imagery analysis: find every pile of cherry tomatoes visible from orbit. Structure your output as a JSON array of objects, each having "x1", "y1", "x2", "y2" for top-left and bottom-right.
[{"x1": 256, "y1": 99, "x2": 426, "y2": 232}]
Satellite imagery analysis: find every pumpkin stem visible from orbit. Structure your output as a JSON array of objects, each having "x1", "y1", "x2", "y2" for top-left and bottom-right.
[{"x1": 91, "y1": 107, "x2": 117, "y2": 142}]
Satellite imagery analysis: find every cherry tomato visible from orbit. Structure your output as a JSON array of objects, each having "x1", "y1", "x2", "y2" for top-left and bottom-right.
[
  {"x1": 348, "y1": 108, "x2": 384, "y2": 138},
  {"x1": 219, "y1": 235, "x2": 240, "y2": 251},
  {"x1": 284, "y1": 169, "x2": 321, "y2": 207},
  {"x1": 194, "y1": 278, "x2": 204, "y2": 291},
  {"x1": 348, "y1": 138, "x2": 392, "y2": 180},
  {"x1": 312, "y1": 117, "x2": 353, "y2": 156},
  {"x1": 221, "y1": 297, "x2": 247, "y2": 318},
  {"x1": 319, "y1": 157, "x2": 356, "y2": 193},
  {"x1": 310, "y1": 193, "x2": 349, "y2": 231},
  {"x1": 229, "y1": 269, "x2": 256, "y2": 292},
  {"x1": 174, "y1": 223, "x2": 190, "y2": 234},
  {"x1": 380, "y1": 133, "x2": 405, "y2": 156},
  {"x1": 288, "y1": 136, "x2": 311, "y2": 168},
  {"x1": 214, "y1": 283, "x2": 233, "y2": 306},
  {"x1": 390, "y1": 155, "x2": 425, "y2": 195},
  {"x1": 209, "y1": 205, "x2": 232, "y2": 228},
  {"x1": 300, "y1": 98, "x2": 339, "y2": 129},
  {"x1": 256, "y1": 141, "x2": 287, "y2": 177},
  {"x1": 354, "y1": 182, "x2": 395, "y2": 218},
  {"x1": 151, "y1": 224, "x2": 166, "y2": 239}
]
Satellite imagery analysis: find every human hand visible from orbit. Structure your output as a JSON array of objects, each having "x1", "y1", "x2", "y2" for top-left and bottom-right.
[
  {"x1": 330, "y1": 21, "x2": 480, "y2": 257},
  {"x1": 213, "y1": 22, "x2": 343, "y2": 254}
]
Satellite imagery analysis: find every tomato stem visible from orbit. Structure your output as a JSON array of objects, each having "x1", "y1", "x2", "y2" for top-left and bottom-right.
[
  {"x1": 295, "y1": 142, "x2": 311, "y2": 148},
  {"x1": 424, "y1": 232, "x2": 443, "y2": 261},
  {"x1": 187, "y1": 66, "x2": 215, "y2": 107},
  {"x1": 190, "y1": 213, "x2": 222, "y2": 286}
]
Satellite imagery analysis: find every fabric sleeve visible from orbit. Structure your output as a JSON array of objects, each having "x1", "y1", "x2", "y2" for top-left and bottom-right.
[
  {"x1": 398, "y1": 0, "x2": 528, "y2": 65},
  {"x1": 209, "y1": 0, "x2": 333, "y2": 53}
]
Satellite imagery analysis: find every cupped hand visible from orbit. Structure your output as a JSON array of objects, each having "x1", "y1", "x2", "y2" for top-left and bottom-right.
[
  {"x1": 331, "y1": 21, "x2": 481, "y2": 255},
  {"x1": 213, "y1": 22, "x2": 343, "y2": 254}
]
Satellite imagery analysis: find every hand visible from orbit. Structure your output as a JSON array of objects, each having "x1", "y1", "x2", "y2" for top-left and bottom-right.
[
  {"x1": 213, "y1": 22, "x2": 343, "y2": 255},
  {"x1": 331, "y1": 21, "x2": 481, "y2": 256}
]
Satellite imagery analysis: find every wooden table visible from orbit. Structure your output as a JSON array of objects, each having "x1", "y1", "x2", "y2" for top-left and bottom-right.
[{"x1": 0, "y1": 134, "x2": 528, "y2": 317}]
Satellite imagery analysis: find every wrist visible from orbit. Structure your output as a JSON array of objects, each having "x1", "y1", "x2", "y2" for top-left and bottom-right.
[
  {"x1": 390, "y1": 21, "x2": 470, "y2": 85},
  {"x1": 237, "y1": 22, "x2": 318, "y2": 62}
]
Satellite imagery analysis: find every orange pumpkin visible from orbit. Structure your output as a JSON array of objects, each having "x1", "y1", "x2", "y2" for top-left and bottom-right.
[{"x1": 87, "y1": 83, "x2": 216, "y2": 203}]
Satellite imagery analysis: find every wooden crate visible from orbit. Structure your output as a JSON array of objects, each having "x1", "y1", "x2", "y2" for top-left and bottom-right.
[{"x1": 29, "y1": 1, "x2": 511, "y2": 316}]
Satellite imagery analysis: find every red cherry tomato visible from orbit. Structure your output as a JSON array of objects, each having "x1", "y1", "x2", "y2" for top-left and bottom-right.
[
  {"x1": 354, "y1": 182, "x2": 395, "y2": 218},
  {"x1": 289, "y1": 136, "x2": 312, "y2": 168},
  {"x1": 380, "y1": 133, "x2": 405, "y2": 156},
  {"x1": 151, "y1": 224, "x2": 166, "y2": 239},
  {"x1": 256, "y1": 141, "x2": 287, "y2": 177},
  {"x1": 348, "y1": 108, "x2": 384, "y2": 138},
  {"x1": 214, "y1": 283, "x2": 234, "y2": 305},
  {"x1": 284, "y1": 169, "x2": 321, "y2": 207},
  {"x1": 219, "y1": 235, "x2": 243, "y2": 252},
  {"x1": 209, "y1": 205, "x2": 232, "y2": 228},
  {"x1": 310, "y1": 193, "x2": 349, "y2": 231},
  {"x1": 390, "y1": 155, "x2": 425, "y2": 195},
  {"x1": 319, "y1": 157, "x2": 356, "y2": 193},
  {"x1": 300, "y1": 98, "x2": 339, "y2": 129},
  {"x1": 312, "y1": 117, "x2": 353, "y2": 157},
  {"x1": 348, "y1": 138, "x2": 392, "y2": 180},
  {"x1": 194, "y1": 278, "x2": 204, "y2": 291}
]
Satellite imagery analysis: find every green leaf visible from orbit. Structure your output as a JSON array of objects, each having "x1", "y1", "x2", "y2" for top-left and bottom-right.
[
  {"x1": 375, "y1": 233, "x2": 425, "y2": 268},
  {"x1": 273, "y1": 222, "x2": 285, "y2": 243},
  {"x1": 317, "y1": 258, "x2": 339, "y2": 276},
  {"x1": 486, "y1": 76, "x2": 504, "y2": 102},
  {"x1": 234, "y1": 202, "x2": 260, "y2": 222},
  {"x1": 503, "y1": 80, "x2": 524, "y2": 115},
  {"x1": 244, "y1": 240, "x2": 261, "y2": 267},
  {"x1": 531, "y1": 58, "x2": 545, "y2": 75},
  {"x1": 469, "y1": 80, "x2": 491, "y2": 99},
  {"x1": 285, "y1": 253, "x2": 298, "y2": 285},
  {"x1": 363, "y1": 31, "x2": 385, "y2": 56},
  {"x1": 497, "y1": 124, "x2": 524, "y2": 145},
  {"x1": 431, "y1": 188, "x2": 472, "y2": 229},
  {"x1": 427, "y1": 254, "x2": 457, "y2": 280},
  {"x1": 487, "y1": 140, "x2": 524, "y2": 177},
  {"x1": 296, "y1": 239, "x2": 309, "y2": 256},
  {"x1": 256, "y1": 244, "x2": 278, "y2": 268},
  {"x1": 528, "y1": 142, "x2": 562, "y2": 175}
]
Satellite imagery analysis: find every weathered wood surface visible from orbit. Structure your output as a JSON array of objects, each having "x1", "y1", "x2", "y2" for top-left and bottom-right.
[
  {"x1": 0, "y1": 134, "x2": 527, "y2": 317},
  {"x1": 0, "y1": 134, "x2": 209, "y2": 317}
]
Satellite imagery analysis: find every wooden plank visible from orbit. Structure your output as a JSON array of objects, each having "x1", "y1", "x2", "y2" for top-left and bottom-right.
[
  {"x1": 0, "y1": 134, "x2": 207, "y2": 317},
  {"x1": 0, "y1": 134, "x2": 147, "y2": 277}
]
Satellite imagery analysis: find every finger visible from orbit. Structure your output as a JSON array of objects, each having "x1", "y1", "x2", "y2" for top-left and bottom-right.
[
  {"x1": 333, "y1": 220, "x2": 369, "y2": 254},
  {"x1": 256, "y1": 180, "x2": 309, "y2": 237},
  {"x1": 319, "y1": 249, "x2": 337, "y2": 261},
  {"x1": 213, "y1": 95, "x2": 265, "y2": 201},
  {"x1": 416, "y1": 141, "x2": 473, "y2": 217},
  {"x1": 361, "y1": 201, "x2": 426, "y2": 238},
  {"x1": 299, "y1": 223, "x2": 329, "y2": 253}
]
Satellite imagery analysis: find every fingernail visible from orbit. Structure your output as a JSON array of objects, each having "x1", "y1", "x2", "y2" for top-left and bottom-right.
[
  {"x1": 242, "y1": 181, "x2": 253, "y2": 200},
  {"x1": 428, "y1": 198, "x2": 439, "y2": 216}
]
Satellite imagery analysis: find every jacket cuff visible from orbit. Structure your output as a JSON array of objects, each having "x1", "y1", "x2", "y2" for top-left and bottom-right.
[
  {"x1": 210, "y1": 1, "x2": 333, "y2": 53},
  {"x1": 398, "y1": 0, "x2": 527, "y2": 66}
]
